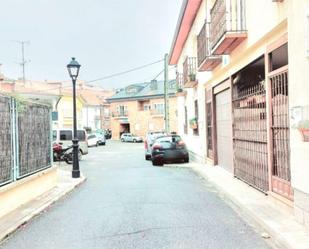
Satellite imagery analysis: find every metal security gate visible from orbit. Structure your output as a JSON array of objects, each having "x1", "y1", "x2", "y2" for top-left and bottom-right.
[
  {"x1": 216, "y1": 88, "x2": 233, "y2": 172},
  {"x1": 233, "y1": 84, "x2": 269, "y2": 192},
  {"x1": 270, "y1": 66, "x2": 292, "y2": 199}
]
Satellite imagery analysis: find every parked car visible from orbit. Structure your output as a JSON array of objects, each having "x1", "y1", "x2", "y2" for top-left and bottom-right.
[
  {"x1": 120, "y1": 133, "x2": 143, "y2": 143},
  {"x1": 87, "y1": 134, "x2": 101, "y2": 147},
  {"x1": 95, "y1": 133, "x2": 106, "y2": 145},
  {"x1": 52, "y1": 129, "x2": 88, "y2": 155},
  {"x1": 150, "y1": 134, "x2": 189, "y2": 166},
  {"x1": 144, "y1": 131, "x2": 167, "y2": 160}
]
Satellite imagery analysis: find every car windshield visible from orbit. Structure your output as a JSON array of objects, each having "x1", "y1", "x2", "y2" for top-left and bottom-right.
[{"x1": 156, "y1": 136, "x2": 182, "y2": 144}]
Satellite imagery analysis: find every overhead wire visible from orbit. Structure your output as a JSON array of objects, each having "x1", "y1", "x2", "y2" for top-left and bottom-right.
[
  {"x1": 85, "y1": 58, "x2": 164, "y2": 84},
  {"x1": 22, "y1": 58, "x2": 165, "y2": 94}
]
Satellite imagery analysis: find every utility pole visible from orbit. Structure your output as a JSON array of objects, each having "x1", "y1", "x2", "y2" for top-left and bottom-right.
[
  {"x1": 164, "y1": 53, "x2": 170, "y2": 133},
  {"x1": 14, "y1": 41, "x2": 30, "y2": 85}
]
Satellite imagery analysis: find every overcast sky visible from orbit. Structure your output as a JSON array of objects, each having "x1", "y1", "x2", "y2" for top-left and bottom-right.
[{"x1": 0, "y1": 0, "x2": 182, "y2": 88}]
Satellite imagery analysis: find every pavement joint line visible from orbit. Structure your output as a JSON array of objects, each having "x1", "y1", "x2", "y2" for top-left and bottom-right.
[
  {"x1": 187, "y1": 162, "x2": 309, "y2": 249},
  {"x1": 0, "y1": 172, "x2": 86, "y2": 243}
]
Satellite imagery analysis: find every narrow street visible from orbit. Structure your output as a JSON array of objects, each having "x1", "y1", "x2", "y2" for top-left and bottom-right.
[{"x1": 0, "y1": 141, "x2": 272, "y2": 249}]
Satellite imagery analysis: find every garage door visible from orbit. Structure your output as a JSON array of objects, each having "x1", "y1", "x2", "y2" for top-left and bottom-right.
[{"x1": 215, "y1": 88, "x2": 233, "y2": 173}]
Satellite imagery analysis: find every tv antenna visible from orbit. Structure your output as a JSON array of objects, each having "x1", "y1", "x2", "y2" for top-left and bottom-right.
[{"x1": 13, "y1": 40, "x2": 30, "y2": 85}]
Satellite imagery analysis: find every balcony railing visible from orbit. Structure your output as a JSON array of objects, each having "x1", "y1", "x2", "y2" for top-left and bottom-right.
[
  {"x1": 150, "y1": 109, "x2": 164, "y2": 116},
  {"x1": 197, "y1": 22, "x2": 222, "y2": 71},
  {"x1": 183, "y1": 57, "x2": 197, "y2": 88},
  {"x1": 176, "y1": 72, "x2": 184, "y2": 91},
  {"x1": 210, "y1": 0, "x2": 247, "y2": 55},
  {"x1": 112, "y1": 110, "x2": 128, "y2": 118}
]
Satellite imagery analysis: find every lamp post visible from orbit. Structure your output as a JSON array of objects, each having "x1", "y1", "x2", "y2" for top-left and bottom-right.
[{"x1": 67, "y1": 57, "x2": 81, "y2": 178}]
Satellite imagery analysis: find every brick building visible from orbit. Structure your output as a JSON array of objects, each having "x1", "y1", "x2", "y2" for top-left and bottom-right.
[{"x1": 107, "y1": 80, "x2": 177, "y2": 140}]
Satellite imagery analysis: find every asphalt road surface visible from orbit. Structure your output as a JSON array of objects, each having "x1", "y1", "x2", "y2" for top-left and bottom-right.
[{"x1": 0, "y1": 141, "x2": 272, "y2": 249}]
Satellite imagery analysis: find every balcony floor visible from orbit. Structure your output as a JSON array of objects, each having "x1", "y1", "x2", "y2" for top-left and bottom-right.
[
  {"x1": 184, "y1": 80, "x2": 198, "y2": 88},
  {"x1": 198, "y1": 56, "x2": 222, "y2": 71},
  {"x1": 212, "y1": 31, "x2": 247, "y2": 55}
]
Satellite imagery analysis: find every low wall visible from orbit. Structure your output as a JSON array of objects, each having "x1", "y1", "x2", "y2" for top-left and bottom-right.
[{"x1": 0, "y1": 167, "x2": 58, "y2": 218}]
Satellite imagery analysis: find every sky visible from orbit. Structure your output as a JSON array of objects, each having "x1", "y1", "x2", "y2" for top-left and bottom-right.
[{"x1": 0, "y1": 0, "x2": 182, "y2": 89}]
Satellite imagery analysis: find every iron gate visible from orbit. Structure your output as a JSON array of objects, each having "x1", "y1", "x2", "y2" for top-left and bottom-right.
[
  {"x1": 232, "y1": 83, "x2": 269, "y2": 192},
  {"x1": 270, "y1": 67, "x2": 292, "y2": 199}
]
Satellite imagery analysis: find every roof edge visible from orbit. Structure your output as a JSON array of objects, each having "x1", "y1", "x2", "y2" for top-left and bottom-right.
[{"x1": 168, "y1": 0, "x2": 189, "y2": 65}]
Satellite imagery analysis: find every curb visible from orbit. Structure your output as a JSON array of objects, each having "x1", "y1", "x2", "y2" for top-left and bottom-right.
[
  {"x1": 191, "y1": 165, "x2": 292, "y2": 249},
  {"x1": 0, "y1": 176, "x2": 86, "y2": 243}
]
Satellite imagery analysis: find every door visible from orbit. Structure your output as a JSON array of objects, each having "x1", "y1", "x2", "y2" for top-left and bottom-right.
[{"x1": 215, "y1": 88, "x2": 233, "y2": 172}]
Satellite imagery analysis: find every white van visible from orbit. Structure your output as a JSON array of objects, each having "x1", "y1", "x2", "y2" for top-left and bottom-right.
[{"x1": 52, "y1": 129, "x2": 89, "y2": 155}]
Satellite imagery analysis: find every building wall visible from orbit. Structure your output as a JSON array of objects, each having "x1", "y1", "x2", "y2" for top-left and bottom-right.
[
  {"x1": 110, "y1": 96, "x2": 177, "y2": 140},
  {"x1": 288, "y1": 0, "x2": 309, "y2": 227},
  {"x1": 56, "y1": 96, "x2": 83, "y2": 129},
  {"x1": 82, "y1": 106, "x2": 101, "y2": 131},
  {"x1": 175, "y1": 0, "x2": 210, "y2": 163}
]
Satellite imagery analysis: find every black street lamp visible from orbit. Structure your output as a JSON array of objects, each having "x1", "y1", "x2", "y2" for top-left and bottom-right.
[{"x1": 67, "y1": 57, "x2": 81, "y2": 178}]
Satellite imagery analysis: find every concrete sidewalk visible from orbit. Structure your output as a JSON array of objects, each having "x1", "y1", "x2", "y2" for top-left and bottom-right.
[
  {"x1": 189, "y1": 162, "x2": 309, "y2": 249},
  {"x1": 0, "y1": 167, "x2": 86, "y2": 242}
]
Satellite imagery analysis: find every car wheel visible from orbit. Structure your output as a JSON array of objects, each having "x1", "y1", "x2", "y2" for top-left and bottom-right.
[
  {"x1": 184, "y1": 157, "x2": 189, "y2": 163},
  {"x1": 145, "y1": 154, "x2": 151, "y2": 161},
  {"x1": 133, "y1": 139, "x2": 137, "y2": 143},
  {"x1": 121, "y1": 138, "x2": 124, "y2": 142},
  {"x1": 96, "y1": 142, "x2": 99, "y2": 147},
  {"x1": 102, "y1": 142, "x2": 106, "y2": 146}
]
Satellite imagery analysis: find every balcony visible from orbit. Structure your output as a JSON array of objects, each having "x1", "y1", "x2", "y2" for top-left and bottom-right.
[
  {"x1": 111, "y1": 110, "x2": 128, "y2": 118},
  {"x1": 176, "y1": 72, "x2": 186, "y2": 96},
  {"x1": 150, "y1": 109, "x2": 164, "y2": 117},
  {"x1": 183, "y1": 57, "x2": 198, "y2": 88},
  {"x1": 210, "y1": 0, "x2": 247, "y2": 55},
  {"x1": 197, "y1": 22, "x2": 222, "y2": 71}
]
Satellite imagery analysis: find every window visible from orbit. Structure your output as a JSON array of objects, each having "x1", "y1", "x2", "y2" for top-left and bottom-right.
[
  {"x1": 269, "y1": 43, "x2": 288, "y2": 71},
  {"x1": 193, "y1": 100, "x2": 199, "y2": 136},
  {"x1": 88, "y1": 134, "x2": 96, "y2": 139},
  {"x1": 60, "y1": 130, "x2": 72, "y2": 141},
  {"x1": 154, "y1": 103, "x2": 164, "y2": 114},
  {"x1": 206, "y1": 102, "x2": 213, "y2": 158},
  {"x1": 77, "y1": 130, "x2": 86, "y2": 141},
  {"x1": 144, "y1": 104, "x2": 151, "y2": 111},
  {"x1": 52, "y1": 130, "x2": 57, "y2": 141},
  {"x1": 184, "y1": 106, "x2": 188, "y2": 134},
  {"x1": 117, "y1": 105, "x2": 128, "y2": 116}
]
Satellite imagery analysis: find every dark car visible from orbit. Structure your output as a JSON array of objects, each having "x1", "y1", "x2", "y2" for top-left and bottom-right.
[{"x1": 151, "y1": 135, "x2": 189, "y2": 166}]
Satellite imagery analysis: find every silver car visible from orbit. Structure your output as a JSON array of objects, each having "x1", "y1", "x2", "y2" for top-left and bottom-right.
[
  {"x1": 144, "y1": 131, "x2": 166, "y2": 160},
  {"x1": 120, "y1": 133, "x2": 143, "y2": 143}
]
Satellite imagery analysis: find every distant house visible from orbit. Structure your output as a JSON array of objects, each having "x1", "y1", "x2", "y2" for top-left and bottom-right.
[
  {"x1": 107, "y1": 80, "x2": 177, "y2": 140},
  {"x1": 0, "y1": 79, "x2": 114, "y2": 131}
]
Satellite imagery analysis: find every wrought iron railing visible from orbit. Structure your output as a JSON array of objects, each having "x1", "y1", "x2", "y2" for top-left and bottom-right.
[
  {"x1": 210, "y1": 0, "x2": 246, "y2": 50},
  {"x1": 151, "y1": 109, "x2": 164, "y2": 116},
  {"x1": 112, "y1": 110, "x2": 128, "y2": 117},
  {"x1": 183, "y1": 57, "x2": 197, "y2": 83},
  {"x1": 270, "y1": 69, "x2": 290, "y2": 181},
  {"x1": 197, "y1": 22, "x2": 211, "y2": 67},
  {"x1": 176, "y1": 72, "x2": 184, "y2": 91}
]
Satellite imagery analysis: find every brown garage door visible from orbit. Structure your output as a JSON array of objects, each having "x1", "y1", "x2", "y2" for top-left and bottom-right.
[{"x1": 215, "y1": 88, "x2": 233, "y2": 173}]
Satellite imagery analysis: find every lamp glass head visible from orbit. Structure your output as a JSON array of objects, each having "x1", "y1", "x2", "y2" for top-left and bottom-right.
[{"x1": 67, "y1": 57, "x2": 81, "y2": 79}]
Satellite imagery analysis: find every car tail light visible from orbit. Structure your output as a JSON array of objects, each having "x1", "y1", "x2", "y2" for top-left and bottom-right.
[
  {"x1": 152, "y1": 144, "x2": 162, "y2": 150},
  {"x1": 144, "y1": 140, "x2": 148, "y2": 149}
]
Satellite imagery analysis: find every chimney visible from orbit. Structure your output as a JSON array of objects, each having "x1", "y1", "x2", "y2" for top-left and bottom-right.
[{"x1": 150, "y1": 80, "x2": 158, "y2": 90}]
